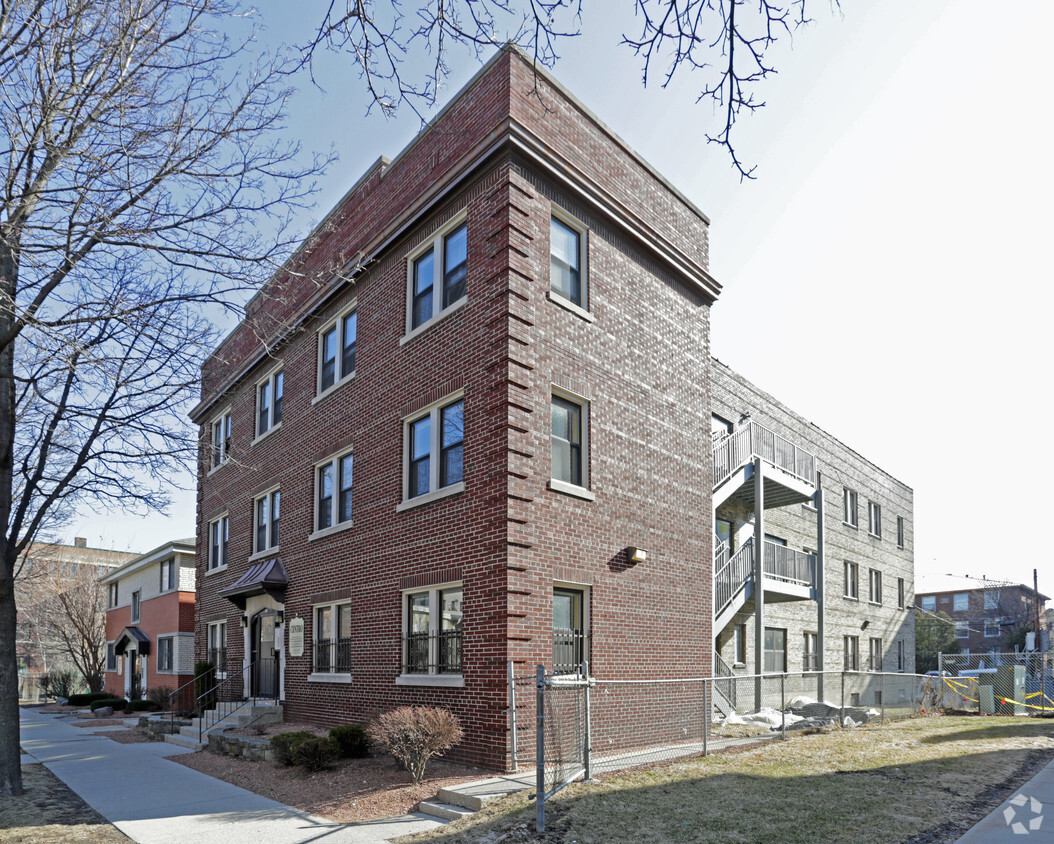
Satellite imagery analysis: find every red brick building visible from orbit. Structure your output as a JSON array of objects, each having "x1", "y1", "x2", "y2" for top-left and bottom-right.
[
  {"x1": 101, "y1": 539, "x2": 196, "y2": 700},
  {"x1": 917, "y1": 583, "x2": 1047, "y2": 656},
  {"x1": 190, "y1": 46, "x2": 718, "y2": 769}
]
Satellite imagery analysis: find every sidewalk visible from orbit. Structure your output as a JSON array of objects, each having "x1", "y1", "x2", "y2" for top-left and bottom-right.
[
  {"x1": 19, "y1": 707, "x2": 445, "y2": 844},
  {"x1": 956, "y1": 757, "x2": 1054, "y2": 842}
]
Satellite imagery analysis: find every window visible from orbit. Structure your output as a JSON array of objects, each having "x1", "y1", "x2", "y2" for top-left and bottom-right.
[
  {"x1": 106, "y1": 643, "x2": 117, "y2": 672},
  {"x1": 844, "y1": 561, "x2": 859, "y2": 600},
  {"x1": 898, "y1": 577, "x2": 906, "y2": 610},
  {"x1": 869, "y1": 637, "x2": 883, "y2": 671},
  {"x1": 897, "y1": 516, "x2": 905, "y2": 548},
  {"x1": 209, "y1": 514, "x2": 229, "y2": 571},
  {"x1": 711, "y1": 414, "x2": 732, "y2": 442},
  {"x1": 551, "y1": 390, "x2": 589, "y2": 494},
  {"x1": 803, "y1": 632, "x2": 819, "y2": 672},
  {"x1": 984, "y1": 590, "x2": 1000, "y2": 610},
  {"x1": 131, "y1": 590, "x2": 141, "y2": 623},
  {"x1": 408, "y1": 221, "x2": 467, "y2": 333},
  {"x1": 550, "y1": 213, "x2": 587, "y2": 309},
  {"x1": 160, "y1": 558, "x2": 176, "y2": 592},
  {"x1": 763, "y1": 627, "x2": 787, "y2": 673},
  {"x1": 716, "y1": 518, "x2": 732, "y2": 552},
  {"x1": 257, "y1": 369, "x2": 283, "y2": 436},
  {"x1": 985, "y1": 618, "x2": 1001, "y2": 638},
  {"x1": 208, "y1": 621, "x2": 227, "y2": 675},
  {"x1": 953, "y1": 592, "x2": 968, "y2": 612},
  {"x1": 843, "y1": 487, "x2": 858, "y2": 527},
  {"x1": 404, "y1": 396, "x2": 464, "y2": 504},
  {"x1": 868, "y1": 500, "x2": 881, "y2": 537},
  {"x1": 318, "y1": 308, "x2": 357, "y2": 394},
  {"x1": 844, "y1": 635, "x2": 859, "y2": 670},
  {"x1": 955, "y1": 620, "x2": 969, "y2": 639},
  {"x1": 316, "y1": 450, "x2": 354, "y2": 533},
  {"x1": 210, "y1": 410, "x2": 232, "y2": 468},
  {"x1": 869, "y1": 568, "x2": 882, "y2": 604},
  {"x1": 254, "y1": 488, "x2": 280, "y2": 554},
  {"x1": 553, "y1": 586, "x2": 587, "y2": 674},
  {"x1": 108, "y1": 582, "x2": 118, "y2": 608},
  {"x1": 314, "y1": 603, "x2": 352, "y2": 675},
  {"x1": 157, "y1": 637, "x2": 173, "y2": 672},
  {"x1": 921, "y1": 595, "x2": 935, "y2": 612},
  {"x1": 403, "y1": 584, "x2": 463, "y2": 676},
  {"x1": 897, "y1": 640, "x2": 906, "y2": 672},
  {"x1": 733, "y1": 623, "x2": 747, "y2": 665}
]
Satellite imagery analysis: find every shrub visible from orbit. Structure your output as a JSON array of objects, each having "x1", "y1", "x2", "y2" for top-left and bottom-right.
[
  {"x1": 367, "y1": 706, "x2": 463, "y2": 784},
  {"x1": 329, "y1": 723, "x2": 370, "y2": 758},
  {"x1": 194, "y1": 661, "x2": 216, "y2": 713},
  {"x1": 127, "y1": 699, "x2": 162, "y2": 712},
  {"x1": 90, "y1": 697, "x2": 128, "y2": 712},
  {"x1": 270, "y1": 731, "x2": 316, "y2": 766},
  {"x1": 147, "y1": 686, "x2": 174, "y2": 709},
  {"x1": 47, "y1": 669, "x2": 79, "y2": 699},
  {"x1": 68, "y1": 692, "x2": 113, "y2": 706},
  {"x1": 290, "y1": 736, "x2": 340, "y2": 772}
]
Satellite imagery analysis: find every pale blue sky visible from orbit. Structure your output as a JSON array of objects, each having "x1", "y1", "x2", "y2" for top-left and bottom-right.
[{"x1": 69, "y1": 1, "x2": 1054, "y2": 596}]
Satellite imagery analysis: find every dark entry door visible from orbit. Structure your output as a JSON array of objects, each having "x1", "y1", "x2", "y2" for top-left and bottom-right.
[{"x1": 250, "y1": 610, "x2": 277, "y2": 699}]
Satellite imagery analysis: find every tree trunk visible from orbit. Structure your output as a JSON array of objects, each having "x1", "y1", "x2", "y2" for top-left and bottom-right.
[{"x1": 0, "y1": 567, "x2": 23, "y2": 796}]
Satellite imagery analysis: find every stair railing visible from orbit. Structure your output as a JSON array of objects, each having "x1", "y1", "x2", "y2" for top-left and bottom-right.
[
  {"x1": 167, "y1": 670, "x2": 208, "y2": 736},
  {"x1": 196, "y1": 657, "x2": 277, "y2": 742},
  {"x1": 712, "y1": 420, "x2": 817, "y2": 492},
  {"x1": 714, "y1": 539, "x2": 754, "y2": 620},
  {"x1": 713, "y1": 650, "x2": 738, "y2": 711}
]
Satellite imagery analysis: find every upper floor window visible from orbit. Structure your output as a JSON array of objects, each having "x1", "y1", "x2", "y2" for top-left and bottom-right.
[
  {"x1": 921, "y1": 595, "x2": 935, "y2": 612},
  {"x1": 868, "y1": 568, "x2": 882, "y2": 604},
  {"x1": 551, "y1": 390, "x2": 589, "y2": 495},
  {"x1": 160, "y1": 558, "x2": 176, "y2": 592},
  {"x1": 984, "y1": 618, "x2": 1001, "y2": 638},
  {"x1": 254, "y1": 488, "x2": 280, "y2": 554},
  {"x1": 953, "y1": 592, "x2": 968, "y2": 612},
  {"x1": 209, "y1": 514, "x2": 229, "y2": 571},
  {"x1": 257, "y1": 369, "x2": 283, "y2": 437},
  {"x1": 403, "y1": 396, "x2": 464, "y2": 505},
  {"x1": 550, "y1": 213, "x2": 587, "y2": 309},
  {"x1": 954, "y1": 620, "x2": 969, "y2": 639},
  {"x1": 843, "y1": 487, "x2": 858, "y2": 527},
  {"x1": 897, "y1": 515, "x2": 905, "y2": 548},
  {"x1": 408, "y1": 221, "x2": 467, "y2": 335},
  {"x1": 868, "y1": 500, "x2": 882, "y2": 537},
  {"x1": 319, "y1": 307, "x2": 357, "y2": 394},
  {"x1": 108, "y1": 582, "x2": 118, "y2": 608},
  {"x1": 984, "y1": 590, "x2": 1000, "y2": 610},
  {"x1": 898, "y1": 577, "x2": 906, "y2": 610},
  {"x1": 131, "y1": 590, "x2": 141, "y2": 623},
  {"x1": 210, "y1": 410, "x2": 231, "y2": 469},
  {"x1": 316, "y1": 449, "x2": 354, "y2": 533},
  {"x1": 844, "y1": 561, "x2": 859, "y2": 600}
]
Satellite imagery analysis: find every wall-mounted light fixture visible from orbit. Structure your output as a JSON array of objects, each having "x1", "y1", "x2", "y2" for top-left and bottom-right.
[
  {"x1": 240, "y1": 615, "x2": 249, "y2": 628},
  {"x1": 628, "y1": 547, "x2": 648, "y2": 564},
  {"x1": 276, "y1": 610, "x2": 284, "y2": 625},
  {"x1": 862, "y1": 619, "x2": 870, "y2": 629}
]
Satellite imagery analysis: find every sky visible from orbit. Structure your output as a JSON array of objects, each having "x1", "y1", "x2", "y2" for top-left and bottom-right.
[{"x1": 65, "y1": 1, "x2": 1054, "y2": 597}]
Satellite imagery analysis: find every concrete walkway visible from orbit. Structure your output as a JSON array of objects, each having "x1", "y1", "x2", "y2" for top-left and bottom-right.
[
  {"x1": 956, "y1": 758, "x2": 1054, "y2": 842},
  {"x1": 19, "y1": 707, "x2": 445, "y2": 844}
]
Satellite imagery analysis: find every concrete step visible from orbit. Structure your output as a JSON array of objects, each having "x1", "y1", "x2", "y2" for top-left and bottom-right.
[
  {"x1": 417, "y1": 801, "x2": 474, "y2": 822},
  {"x1": 437, "y1": 774, "x2": 536, "y2": 812},
  {"x1": 164, "y1": 732, "x2": 204, "y2": 751}
]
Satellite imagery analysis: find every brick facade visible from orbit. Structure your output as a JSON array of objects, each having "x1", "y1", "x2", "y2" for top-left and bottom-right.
[{"x1": 917, "y1": 585, "x2": 1046, "y2": 654}]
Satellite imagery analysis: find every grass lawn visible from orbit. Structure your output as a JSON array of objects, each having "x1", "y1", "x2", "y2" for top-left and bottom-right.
[{"x1": 399, "y1": 715, "x2": 1054, "y2": 844}]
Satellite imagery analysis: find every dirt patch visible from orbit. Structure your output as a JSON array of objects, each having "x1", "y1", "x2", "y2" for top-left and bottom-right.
[
  {"x1": 170, "y1": 748, "x2": 490, "y2": 824},
  {"x1": 71, "y1": 719, "x2": 125, "y2": 728},
  {"x1": 103, "y1": 729, "x2": 154, "y2": 745},
  {"x1": 0, "y1": 764, "x2": 130, "y2": 843},
  {"x1": 224, "y1": 720, "x2": 329, "y2": 739}
]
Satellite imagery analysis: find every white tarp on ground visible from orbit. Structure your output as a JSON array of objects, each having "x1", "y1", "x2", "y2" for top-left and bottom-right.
[{"x1": 720, "y1": 707, "x2": 805, "y2": 729}]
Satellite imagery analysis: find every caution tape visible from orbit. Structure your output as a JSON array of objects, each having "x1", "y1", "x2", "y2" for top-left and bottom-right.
[{"x1": 938, "y1": 676, "x2": 1054, "y2": 711}]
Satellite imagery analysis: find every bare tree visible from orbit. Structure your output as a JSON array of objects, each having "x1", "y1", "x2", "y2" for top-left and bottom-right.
[
  {"x1": 302, "y1": 0, "x2": 834, "y2": 179},
  {"x1": 0, "y1": 0, "x2": 331, "y2": 796}
]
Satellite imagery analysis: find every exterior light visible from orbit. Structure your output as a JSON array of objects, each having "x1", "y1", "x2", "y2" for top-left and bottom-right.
[
  {"x1": 629, "y1": 547, "x2": 647, "y2": 564},
  {"x1": 240, "y1": 615, "x2": 248, "y2": 628},
  {"x1": 276, "y1": 611, "x2": 284, "y2": 625}
]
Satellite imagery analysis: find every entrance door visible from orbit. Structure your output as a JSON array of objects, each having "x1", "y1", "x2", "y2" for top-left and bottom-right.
[{"x1": 250, "y1": 610, "x2": 278, "y2": 699}]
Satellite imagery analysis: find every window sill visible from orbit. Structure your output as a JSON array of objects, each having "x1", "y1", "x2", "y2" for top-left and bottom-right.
[
  {"x1": 397, "y1": 482, "x2": 465, "y2": 513},
  {"x1": 548, "y1": 479, "x2": 595, "y2": 501},
  {"x1": 309, "y1": 521, "x2": 355, "y2": 542},
  {"x1": 547, "y1": 291, "x2": 594, "y2": 323},
  {"x1": 843, "y1": 595, "x2": 859, "y2": 602},
  {"x1": 732, "y1": 662, "x2": 747, "y2": 670},
  {"x1": 248, "y1": 547, "x2": 279, "y2": 563},
  {"x1": 842, "y1": 522, "x2": 858, "y2": 530},
  {"x1": 312, "y1": 371, "x2": 357, "y2": 406},
  {"x1": 203, "y1": 565, "x2": 228, "y2": 577},
  {"x1": 308, "y1": 673, "x2": 352, "y2": 684},
  {"x1": 207, "y1": 460, "x2": 231, "y2": 478},
  {"x1": 251, "y1": 422, "x2": 282, "y2": 446},
  {"x1": 868, "y1": 532, "x2": 882, "y2": 540},
  {"x1": 400, "y1": 296, "x2": 467, "y2": 347},
  {"x1": 396, "y1": 674, "x2": 465, "y2": 688},
  {"x1": 868, "y1": 601, "x2": 882, "y2": 607}
]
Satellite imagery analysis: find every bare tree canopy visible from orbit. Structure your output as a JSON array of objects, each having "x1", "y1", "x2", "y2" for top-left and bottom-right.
[
  {"x1": 0, "y1": 0, "x2": 331, "y2": 796},
  {"x1": 303, "y1": 0, "x2": 834, "y2": 179}
]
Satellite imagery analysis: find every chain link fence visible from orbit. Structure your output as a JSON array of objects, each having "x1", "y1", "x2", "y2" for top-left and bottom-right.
[{"x1": 937, "y1": 651, "x2": 1054, "y2": 715}]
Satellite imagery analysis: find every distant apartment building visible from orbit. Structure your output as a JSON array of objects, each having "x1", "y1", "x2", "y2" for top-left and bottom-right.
[
  {"x1": 101, "y1": 539, "x2": 196, "y2": 700},
  {"x1": 916, "y1": 583, "x2": 1047, "y2": 655}
]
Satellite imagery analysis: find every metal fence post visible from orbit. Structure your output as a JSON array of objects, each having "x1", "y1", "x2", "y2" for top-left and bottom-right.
[
  {"x1": 509, "y1": 661, "x2": 518, "y2": 773},
  {"x1": 582, "y1": 660, "x2": 592, "y2": 781},
  {"x1": 938, "y1": 652, "x2": 943, "y2": 675},
  {"x1": 781, "y1": 673, "x2": 786, "y2": 740},
  {"x1": 703, "y1": 679, "x2": 709, "y2": 757},
  {"x1": 881, "y1": 673, "x2": 886, "y2": 724},
  {"x1": 840, "y1": 671, "x2": 846, "y2": 726},
  {"x1": 536, "y1": 664, "x2": 545, "y2": 834}
]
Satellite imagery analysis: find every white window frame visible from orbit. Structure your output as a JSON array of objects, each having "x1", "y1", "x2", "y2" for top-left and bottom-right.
[
  {"x1": 843, "y1": 487, "x2": 858, "y2": 527},
  {"x1": 868, "y1": 500, "x2": 882, "y2": 537},
  {"x1": 844, "y1": 635, "x2": 859, "y2": 671},
  {"x1": 803, "y1": 631, "x2": 820, "y2": 672},
  {"x1": 397, "y1": 392, "x2": 466, "y2": 511},
  {"x1": 869, "y1": 636, "x2": 883, "y2": 671},
  {"x1": 868, "y1": 568, "x2": 882, "y2": 605},
  {"x1": 209, "y1": 408, "x2": 232, "y2": 471},
  {"x1": 921, "y1": 595, "x2": 936, "y2": 612},
  {"x1": 984, "y1": 618, "x2": 1001, "y2": 638},
  {"x1": 207, "y1": 513, "x2": 229, "y2": 573},
  {"x1": 315, "y1": 301, "x2": 358, "y2": 401},
  {"x1": 159, "y1": 558, "x2": 176, "y2": 593},
  {"x1": 984, "y1": 590, "x2": 1000, "y2": 610},
  {"x1": 843, "y1": 561, "x2": 859, "y2": 600},
  {"x1": 955, "y1": 620, "x2": 969, "y2": 639},
  {"x1": 402, "y1": 213, "x2": 469, "y2": 343},
  {"x1": 255, "y1": 365, "x2": 284, "y2": 441},
  {"x1": 548, "y1": 207, "x2": 591, "y2": 320},
  {"x1": 549, "y1": 386, "x2": 594, "y2": 500},
  {"x1": 312, "y1": 447, "x2": 355, "y2": 540},
  {"x1": 207, "y1": 620, "x2": 228, "y2": 679},
  {"x1": 131, "y1": 589, "x2": 141, "y2": 623},
  {"x1": 157, "y1": 636, "x2": 174, "y2": 672},
  {"x1": 252, "y1": 486, "x2": 281, "y2": 558},
  {"x1": 396, "y1": 581, "x2": 465, "y2": 687},
  {"x1": 953, "y1": 592, "x2": 968, "y2": 612},
  {"x1": 309, "y1": 601, "x2": 353, "y2": 683}
]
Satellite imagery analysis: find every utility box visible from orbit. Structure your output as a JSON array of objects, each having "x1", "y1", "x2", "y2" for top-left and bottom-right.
[
  {"x1": 995, "y1": 665, "x2": 1026, "y2": 715},
  {"x1": 979, "y1": 685, "x2": 995, "y2": 714}
]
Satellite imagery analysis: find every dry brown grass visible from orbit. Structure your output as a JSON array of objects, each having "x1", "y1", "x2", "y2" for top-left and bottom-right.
[{"x1": 399, "y1": 715, "x2": 1054, "y2": 844}]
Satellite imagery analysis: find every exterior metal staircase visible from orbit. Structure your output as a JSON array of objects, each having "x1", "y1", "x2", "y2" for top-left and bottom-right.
[{"x1": 713, "y1": 420, "x2": 816, "y2": 509}]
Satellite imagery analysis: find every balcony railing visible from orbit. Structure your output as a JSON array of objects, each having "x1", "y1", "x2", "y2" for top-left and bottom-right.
[
  {"x1": 761, "y1": 541, "x2": 816, "y2": 588},
  {"x1": 713, "y1": 420, "x2": 816, "y2": 491},
  {"x1": 844, "y1": 653, "x2": 859, "y2": 671},
  {"x1": 553, "y1": 628, "x2": 587, "y2": 675},
  {"x1": 868, "y1": 655, "x2": 884, "y2": 672},
  {"x1": 803, "y1": 653, "x2": 820, "y2": 672},
  {"x1": 314, "y1": 638, "x2": 352, "y2": 674},
  {"x1": 403, "y1": 630, "x2": 462, "y2": 674}
]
